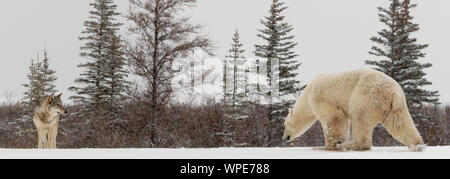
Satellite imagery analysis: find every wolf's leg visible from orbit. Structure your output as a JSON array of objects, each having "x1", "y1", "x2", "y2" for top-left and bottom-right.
[
  {"x1": 43, "y1": 130, "x2": 49, "y2": 149},
  {"x1": 37, "y1": 128, "x2": 44, "y2": 149},
  {"x1": 48, "y1": 127, "x2": 58, "y2": 148},
  {"x1": 47, "y1": 128, "x2": 55, "y2": 149},
  {"x1": 322, "y1": 117, "x2": 350, "y2": 150},
  {"x1": 46, "y1": 128, "x2": 52, "y2": 149}
]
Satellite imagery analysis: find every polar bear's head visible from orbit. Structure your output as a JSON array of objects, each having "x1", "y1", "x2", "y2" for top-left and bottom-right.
[
  {"x1": 282, "y1": 108, "x2": 298, "y2": 143},
  {"x1": 282, "y1": 108, "x2": 316, "y2": 143}
]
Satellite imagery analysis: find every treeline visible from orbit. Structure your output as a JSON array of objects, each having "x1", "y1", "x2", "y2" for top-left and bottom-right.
[
  {"x1": 0, "y1": 0, "x2": 443, "y2": 148},
  {"x1": 1, "y1": 102, "x2": 449, "y2": 148}
]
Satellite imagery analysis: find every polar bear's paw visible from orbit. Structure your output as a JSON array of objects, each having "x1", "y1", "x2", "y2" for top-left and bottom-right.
[
  {"x1": 323, "y1": 140, "x2": 346, "y2": 151},
  {"x1": 409, "y1": 144, "x2": 426, "y2": 152},
  {"x1": 341, "y1": 141, "x2": 372, "y2": 151}
]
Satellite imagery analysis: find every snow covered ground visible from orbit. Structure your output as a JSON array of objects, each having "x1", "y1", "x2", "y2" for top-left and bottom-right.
[{"x1": 1, "y1": 146, "x2": 450, "y2": 159}]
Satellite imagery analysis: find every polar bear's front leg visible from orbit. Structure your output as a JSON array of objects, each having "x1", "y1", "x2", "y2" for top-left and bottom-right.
[{"x1": 321, "y1": 118, "x2": 350, "y2": 150}]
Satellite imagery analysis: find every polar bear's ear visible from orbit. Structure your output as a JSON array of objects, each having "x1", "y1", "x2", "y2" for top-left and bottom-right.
[{"x1": 289, "y1": 108, "x2": 295, "y2": 119}]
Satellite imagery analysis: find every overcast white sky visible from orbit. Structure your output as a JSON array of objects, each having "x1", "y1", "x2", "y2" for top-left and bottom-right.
[{"x1": 1, "y1": 0, "x2": 450, "y2": 104}]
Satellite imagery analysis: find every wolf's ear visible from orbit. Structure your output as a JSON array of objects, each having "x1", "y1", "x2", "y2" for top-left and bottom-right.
[
  {"x1": 46, "y1": 93, "x2": 55, "y2": 104},
  {"x1": 56, "y1": 93, "x2": 62, "y2": 99},
  {"x1": 46, "y1": 96, "x2": 52, "y2": 104}
]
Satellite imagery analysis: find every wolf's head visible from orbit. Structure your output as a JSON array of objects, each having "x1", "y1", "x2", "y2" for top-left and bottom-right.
[{"x1": 45, "y1": 93, "x2": 67, "y2": 116}]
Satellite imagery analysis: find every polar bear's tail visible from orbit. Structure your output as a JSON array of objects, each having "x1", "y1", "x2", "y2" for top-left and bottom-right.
[
  {"x1": 390, "y1": 89, "x2": 405, "y2": 112},
  {"x1": 386, "y1": 88, "x2": 410, "y2": 129}
]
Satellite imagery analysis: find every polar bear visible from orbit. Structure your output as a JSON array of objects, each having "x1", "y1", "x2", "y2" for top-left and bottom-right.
[{"x1": 282, "y1": 69, "x2": 425, "y2": 151}]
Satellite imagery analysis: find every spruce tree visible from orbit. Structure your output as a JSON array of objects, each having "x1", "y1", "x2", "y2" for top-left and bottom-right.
[
  {"x1": 41, "y1": 48, "x2": 58, "y2": 95},
  {"x1": 366, "y1": 0, "x2": 439, "y2": 120},
  {"x1": 70, "y1": 0, "x2": 126, "y2": 120},
  {"x1": 223, "y1": 58, "x2": 228, "y2": 104},
  {"x1": 225, "y1": 30, "x2": 246, "y2": 111},
  {"x1": 245, "y1": 58, "x2": 265, "y2": 103},
  {"x1": 104, "y1": 34, "x2": 129, "y2": 120},
  {"x1": 244, "y1": 66, "x2": 250, "y2": 96},
  {"x1": 254, "y1": 0, "x2": 302, "y2": 121},
  {"x1": 22, "y1": 59, "x2": 42, "y2": 116},
  {"x1": 255, "y1": 59, "x2": 261, "y2": 93},
  {"x1": 22, "y1": 49, "x2": 58, "y2": 119}
]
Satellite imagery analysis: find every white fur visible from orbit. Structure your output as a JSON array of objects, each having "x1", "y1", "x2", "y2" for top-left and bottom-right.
[{"x1": 283, "y1": 69, "x2": 425, "y2": 151}]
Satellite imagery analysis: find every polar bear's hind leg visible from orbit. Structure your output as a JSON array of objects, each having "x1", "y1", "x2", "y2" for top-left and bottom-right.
[
  {"x1": 343, "y1": 112, "x2": 378, "y2": 151},
  {"x1": 382, "y1": 109, "x2": 425, "y2": 152}
]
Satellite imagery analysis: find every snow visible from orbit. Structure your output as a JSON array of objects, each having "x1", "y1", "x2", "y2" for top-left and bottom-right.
[{"x1": 1, "y1": 146, "x2": 450, "y2": 159}]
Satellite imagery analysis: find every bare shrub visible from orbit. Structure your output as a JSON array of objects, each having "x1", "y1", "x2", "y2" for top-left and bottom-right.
[{"x1": 1, "y1": 102, "x2": 449, "y2": 148}]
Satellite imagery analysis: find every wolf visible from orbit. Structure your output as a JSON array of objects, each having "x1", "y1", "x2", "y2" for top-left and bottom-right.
[{"x1": 33, "y1": 93, "x2": 67, "y2": 149}]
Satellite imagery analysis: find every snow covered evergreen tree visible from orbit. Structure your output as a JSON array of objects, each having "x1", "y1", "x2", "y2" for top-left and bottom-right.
[
  {"x1": 104, "y1": 34, "x2": 129, "y2": 120},
  {"x1": 244, "y1": 66, "x2": 250, "y2": 96},
  {"x1": 41, "y1": 48, "x2": 58, "y2": 96},
  {"x1": 255, "y1": 59, "x2": 261, "y2": 93},
  {"x1": 366, "y1": 0, "x2": 439, "y2": 120},
  {"x1": 254, "y1": 0, "x2": 302, "y2": 121},
  {"x1": 223, "y1": 57, "x2": 228, "y2": 104},
  {"x1": 22, "y1": 59, "x2": 42, "y2": 116},
  {"x1": 22, "y1": 48, "x2": 58, "y2": 119},
  {"x1": 243, "y1": 58, "x2": 267, "y2": 103},
  {"x1": 70, "y1": 0, "x2": 127, "y2": 120},
  {"x1": 224, "y1": 30, "x2": 246, "y2": 111}
]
